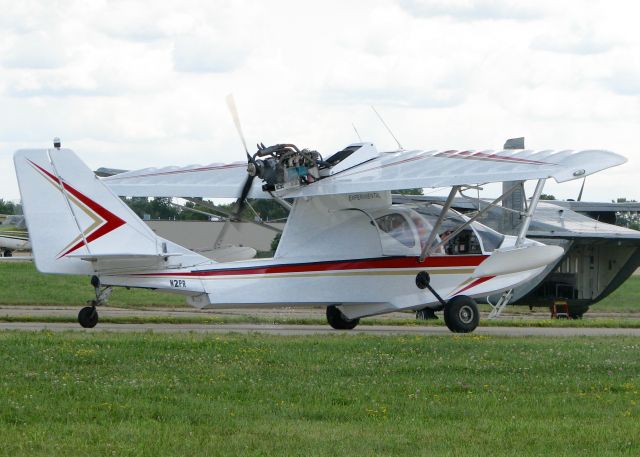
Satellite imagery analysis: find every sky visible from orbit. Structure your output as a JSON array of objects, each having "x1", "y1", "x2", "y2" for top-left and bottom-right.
[{"x1": 1, "y1": 0, "x2": 638, "y2": 203}]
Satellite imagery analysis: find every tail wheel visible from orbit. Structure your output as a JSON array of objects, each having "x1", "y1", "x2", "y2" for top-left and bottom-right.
[
  {"x1": 78, "y1": 306, "x2": 99, "y2": 328},
  {"x1": 326, "y1": 305, "x2": 360, "y2": 330},
  {"x1": 444, "y1": 295, "x2": 479, "y2": 333}
]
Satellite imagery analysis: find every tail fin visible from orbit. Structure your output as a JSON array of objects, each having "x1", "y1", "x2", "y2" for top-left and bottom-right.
[{"x1": 14, "y1": 148, "x2": 210, "y2": 274}]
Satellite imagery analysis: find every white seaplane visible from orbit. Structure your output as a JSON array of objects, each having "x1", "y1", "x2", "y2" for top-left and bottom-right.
[{"x1": 14, "y1": 111, "x2": 626, "y2": 332}]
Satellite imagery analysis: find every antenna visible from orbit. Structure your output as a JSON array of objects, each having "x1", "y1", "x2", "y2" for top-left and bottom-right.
[
  {"x1": 371, "y1": 106, "x2": 403, "y2": 150},
  {"x1": 352, "y1": 123, "x2": 362, "y2": 142}
]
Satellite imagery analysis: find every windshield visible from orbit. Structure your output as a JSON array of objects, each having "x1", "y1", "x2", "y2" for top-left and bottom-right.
[
  {"x1": 472, "y1": 221, "x2": 504, "y2": 252},
  {"x1": 409, "y1": 203, "x2": 503, "y2": 254},
  {"x1": 375, "y1": 213, "x2": 415, "y2": 248},
  {"x1": 372, "y1": 204, "x2": 504, "y2": 256}
]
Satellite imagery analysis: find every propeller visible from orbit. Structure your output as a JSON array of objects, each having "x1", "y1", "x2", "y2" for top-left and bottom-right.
[{"x1": 226, "y1": 94, "x2": 256, "y2": 216}]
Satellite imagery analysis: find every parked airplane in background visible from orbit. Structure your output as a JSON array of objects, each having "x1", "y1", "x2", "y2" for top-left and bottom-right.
[
  {"x1": 0, "y1": 214, "x2": 30, "y2": 257},
  {"x1": 394, "y1": 195, "x2": 640, "y2": 318}
]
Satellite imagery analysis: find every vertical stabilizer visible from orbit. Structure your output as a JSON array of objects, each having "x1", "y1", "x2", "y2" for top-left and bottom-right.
[
  {"x1": 14, "y1": 148, "x2": 209, "y2": 274},
  {"x1": 502, "y1": 137, "x2": 526, "y2": 233}
]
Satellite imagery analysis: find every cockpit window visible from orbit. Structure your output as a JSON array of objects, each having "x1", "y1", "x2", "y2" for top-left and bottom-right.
[
  {"x1": 471, "y1": 222, "x2": 504, "y2": 253},
  {"x1": 410, "y1": 204, "x2": 487, "y2": 255},
  {"x1": 439, "y1": 228, "x2": 483, "y2": 255},
  {"x1": 373, "y1": 204, "x2": 504, "y2": 256},
  {"x1": 375, "y1": 213, "x2": 415, "y2": 248}
]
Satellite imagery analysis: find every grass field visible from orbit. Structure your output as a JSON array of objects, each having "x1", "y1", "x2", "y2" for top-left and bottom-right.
[
  {"x1": 2, "y1": 262, "x2": 640, "y2": 312},
  {"x1": 0, "y1": 262, "x2": 185, "y2": 307},
  {"x1": 0, "y1": 331, "x2": 639, "y2": 456}
]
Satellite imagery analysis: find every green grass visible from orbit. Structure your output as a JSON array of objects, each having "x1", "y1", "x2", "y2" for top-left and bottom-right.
[
  {"x1": 0, "y1": 332, "x2": 639, "y2": 456},
  {"x1": 0, "y1": 262, "x2": 185, "y2": 307},
  {"x1": 593, "y1": 275, "x2": 640, "y2": 312}
]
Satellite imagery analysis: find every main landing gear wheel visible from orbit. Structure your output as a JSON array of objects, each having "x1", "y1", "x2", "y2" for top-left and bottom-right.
[
  {"x1": 416, "y1": 308, "x2": 438, "y2": 320},
  {"x1": 444, "y1": 295, "x2": 479, "y2": 333},
  {"x1": 326, "y1": 305, "x2": 360, "y2": 330},
  {"x1": 2, "y1": 250, "x2": 12, "y2": 257},
  {"x1": 78, "y1": 305, "x2": 98, "y2": 328}
]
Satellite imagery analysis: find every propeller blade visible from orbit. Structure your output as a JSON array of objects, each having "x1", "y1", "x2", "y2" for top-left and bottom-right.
[
  {"x1": 225, "y1": 94, "x2": 251, "y2": 161},
  {"x1": 235, "y1": 174, "x2": 256, "y2": 216}
]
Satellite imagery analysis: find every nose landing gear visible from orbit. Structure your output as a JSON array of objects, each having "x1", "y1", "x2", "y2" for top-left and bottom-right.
[{"x1": 416, "y1": 271, "x2": 480, "y2": 333}]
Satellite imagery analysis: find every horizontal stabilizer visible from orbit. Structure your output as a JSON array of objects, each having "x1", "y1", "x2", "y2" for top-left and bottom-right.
[{"x1": 67, "y1": 253, "x2": 183, "y2": 262}]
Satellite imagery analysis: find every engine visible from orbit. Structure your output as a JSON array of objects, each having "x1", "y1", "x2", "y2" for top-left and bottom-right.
[{"x1": 250, "y1": 143, "x2": 323, "y2": 192}]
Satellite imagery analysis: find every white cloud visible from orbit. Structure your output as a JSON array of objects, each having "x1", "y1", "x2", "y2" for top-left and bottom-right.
[
  {"x1": 0, "y1": 0, "x2": 639, "y2": 203},
  {"x1": 173, "y1": 34, "x2": 248, "y2": 73},
  {"x1": 397, "y1": 0, "x2": 545, "y2": 21},
  {"x1": 603, "y1": 61, "x2": 640, "y2": 96},
  {"x1": 1, "y1": 31, "x2": 71, "y2": 69},
  {"x1": 530, "y1": 26, "x2": 615, "y2": 55}
]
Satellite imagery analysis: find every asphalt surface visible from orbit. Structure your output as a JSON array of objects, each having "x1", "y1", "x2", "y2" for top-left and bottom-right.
[
  {"x1": 2, "y1": 305, "x2": 639, "y2": 320},
  {"x1": 2, "y1": 305, "x2": 640, "y2": 336},
  {"x1": 2, "y1": 321, "x2": 640, "y2": 336}
]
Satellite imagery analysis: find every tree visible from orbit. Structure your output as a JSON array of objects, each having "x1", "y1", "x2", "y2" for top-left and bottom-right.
[
  {"x1": 0, "y1": 199, "x2": 17, "y2": 215},
  {"x1": 180, "y1": 199, "x2": 212, "y2": 221},
  {"x1": 213, "y1": 199, "x2": 290, "y2": 222},
  {"x1": 121, "y1": 197, "x2": 180, "y2": 220},
  {"x1": 540, "y1": 194, "x2": 556, "y2": 200},
  {"x1": 270, "y1": 232, "x2": 282, "y2": 252},
  {"x1": 614, "y1": 198, "x2": 640, "y2": 230}
]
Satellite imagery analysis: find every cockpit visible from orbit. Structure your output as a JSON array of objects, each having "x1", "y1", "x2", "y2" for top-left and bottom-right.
[{"x1": 372, "y1": 203, "x2": 505, "y2": 256}]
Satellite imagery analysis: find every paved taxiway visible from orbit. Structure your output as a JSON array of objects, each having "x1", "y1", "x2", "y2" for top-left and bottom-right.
[
  {"x1": 3, "y1": 305, "x2": 639, "y2": 320},
  {"x1": 2, "y1": 305, "x2": 640, "y2": 336},
  {"x1": 2, "y1": 321, "x2": 640, "y2": 337}
]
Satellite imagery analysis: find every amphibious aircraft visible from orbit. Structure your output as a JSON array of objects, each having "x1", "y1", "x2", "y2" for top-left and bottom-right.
[{"x1": 14, "y1": 100, "x2": 626, "y2": 332}]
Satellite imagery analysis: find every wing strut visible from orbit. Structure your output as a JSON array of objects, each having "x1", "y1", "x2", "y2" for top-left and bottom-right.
[
  {"x1": 421, "y1": 182, "x2": 522, "y2": 260},
  {"x1": 516, "y1": 178, "x2": 546, "y2": 247},
  {"x1": 419, "y1": 185, "x2": 460, "y2": 261}
]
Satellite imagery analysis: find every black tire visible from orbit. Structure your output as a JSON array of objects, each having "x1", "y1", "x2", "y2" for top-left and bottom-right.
[
  {"x1": 416, "y1": 308, "x2": 439, "y2": 320},
  {"x1": 78, "y1": 306, "x2": 98, "y2": 328},
  {"x1": 444, "y1": 295, "x2": 479, "y2": 333},
  {"x1": 568, "y1": 304, "x2": 588, "y2": 319},
  {"x1": 3, "y1": 250, "x2": 12, "y2": 257},
  {"x1": 326, "y1": 305, "x2": 359, "y2": 330}
]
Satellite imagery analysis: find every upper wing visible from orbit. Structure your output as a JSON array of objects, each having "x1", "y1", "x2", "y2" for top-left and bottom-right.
[
  {"x1": 280, "y1": 148, "x2": 626, "y2": 198},
  {"x1": 103, "y1": 146, "x2": 626, "y2": 199},
  {"x1": 102, "y1": 161, "x2": 270, "y2": 198}
]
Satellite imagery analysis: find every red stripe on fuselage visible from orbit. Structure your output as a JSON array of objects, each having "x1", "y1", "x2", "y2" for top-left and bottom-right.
[{"x1": 131, "y1": 255, "x2": 488, "y2": 277}]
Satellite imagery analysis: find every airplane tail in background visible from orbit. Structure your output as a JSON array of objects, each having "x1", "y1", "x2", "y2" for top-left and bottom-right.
[{"x1": 14, "y1": 148, "x2": 211, "y2": 275}]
